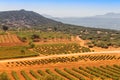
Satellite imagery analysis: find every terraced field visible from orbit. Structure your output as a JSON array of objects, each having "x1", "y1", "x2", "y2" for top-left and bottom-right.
[{"x1": 0, "y1": 34, "x2": 23, "y2": 46}]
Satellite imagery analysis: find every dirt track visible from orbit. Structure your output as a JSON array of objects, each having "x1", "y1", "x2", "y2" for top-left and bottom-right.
[{"x1": 0, "y1": 50, "x2": 120, "y2": 63}]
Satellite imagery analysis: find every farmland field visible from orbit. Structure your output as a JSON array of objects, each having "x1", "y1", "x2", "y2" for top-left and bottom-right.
[
  {"x1": 12, "y1": 31, "x2": 72, "y2": 42},
  {"x1": 3, "y1": 65, "x2": 120, "y2": 80},
  {"x1": 0, "y1": 31, "x2": 119, "y2": 80},
  {"x1": 34, "y1": 43, "x2": 91, "y2": 55},
  {"x1": 0, "y1": 46, "x2": 39, "y2": 59},
  {"x1": 0, "y1": 53, "x2": 120, "y2": 80},
  {"x1": 0, "y1": 34, "x2": 24, "y2": 46},
  {"x1": 0, "y1": 31, "x2": 120, "y2": 80}
]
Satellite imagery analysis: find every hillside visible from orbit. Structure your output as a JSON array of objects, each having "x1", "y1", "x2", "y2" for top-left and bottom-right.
[
  {"x1": 0, "y1": 9, "x2": 62, "y2": 29},
  {"x1": 0, "y1": 9, "x2": 119, "y2": 31}
]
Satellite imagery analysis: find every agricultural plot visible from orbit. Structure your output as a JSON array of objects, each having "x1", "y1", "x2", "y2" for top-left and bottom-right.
[
  {"x1": 14, "y1": 31, "x2": 71, "y2": 39},
  {"x1": 0, "y1": 46, "x2": 39, "y2": 59},
  {"x1": 0, "y1": 34, "x2": 23, "y2": 46},
  {"x1": 2, "y1": 65, "x2": 120, "y2": 80},
  {"x1": 13, "y1": 31, "x2": 72, "y2": 43},
  {"x1": 34, "y1": 43, "x2": 91, "y2": 55}
]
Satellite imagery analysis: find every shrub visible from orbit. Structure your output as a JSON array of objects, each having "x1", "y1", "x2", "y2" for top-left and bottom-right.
[
  {"x1": 20, "y1": 49, "x2": 25, "y2": 54},
  {"x1": 31, "y1": 34, "x2": 40, "y2": 42},
  {"x1": 96, "y1": 41, "x2": 109, "y2": 48},
  {"x1": 20, "y1": 37, "x2": 27, "y2": 42},
  {"x1": 87, "y1": 42, "x2": 94, "y2": 48},
  {"x1": 29, "y1": 42, "x2": 35, "y2": 48}
]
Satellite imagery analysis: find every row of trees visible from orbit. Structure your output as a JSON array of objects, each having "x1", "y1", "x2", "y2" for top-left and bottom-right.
[{"x1": 6, "y1": 54, "x2": 118, "y2": 67}]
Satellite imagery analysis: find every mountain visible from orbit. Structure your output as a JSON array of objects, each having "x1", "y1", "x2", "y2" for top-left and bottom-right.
[
  {"x1": 49, "y1": 13, "x2": 120, "y2": 30},
  {"x1": 0, "y1": 10, "x2": 119, "y2": 32},
  {"x1": 0, "y1": 9, "x2": 62, "y2": 29},
  {"x1": 95, "y1": 12, "x2": 120, "y2": 18}
]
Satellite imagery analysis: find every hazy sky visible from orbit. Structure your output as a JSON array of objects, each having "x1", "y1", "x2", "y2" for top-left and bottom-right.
[{"x1": 0, "y1": 0, "x2": 120, "y2": 17}]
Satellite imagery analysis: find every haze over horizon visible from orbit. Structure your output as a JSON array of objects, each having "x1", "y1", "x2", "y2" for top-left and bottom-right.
[{"x1": 1, "y1": 0, "x2": 120, "y2": 17}]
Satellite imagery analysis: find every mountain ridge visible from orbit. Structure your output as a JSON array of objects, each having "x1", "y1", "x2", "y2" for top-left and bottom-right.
[{"x1": 0, "y1": 9, "x2": 62, "y2": 29}]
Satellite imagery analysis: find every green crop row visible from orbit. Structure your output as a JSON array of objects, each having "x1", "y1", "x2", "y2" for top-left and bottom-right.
[
  {"x1": 64, "y1": 68, "x2": 85, "y2": 80},
  {"x1": 55, "y1": 68, "x2": 77, "y2": 80},
  {"x1": 3, "y1": 65, "x2": 120, "y2": 80},
  {"x1": 12, "y1": 71, "x2": 20, "y2": 80},
  {"x1": 7, "y1": 54, "x2": 119, "y2": 67},
  {"x1": 21, "y1": 70, "x2": 32, "y2": 80},
  {"x1": 34, "y1": 43, "x2": 91, "y2": 55}
]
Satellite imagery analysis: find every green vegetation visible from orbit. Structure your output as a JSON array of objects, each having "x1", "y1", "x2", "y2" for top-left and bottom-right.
[
  {"x1": 30, "y1": 70, "x2": 41, "y2": 79},
  {"x1": 0, "y1": 46, "x2": 38, "y2": 59},
  {"x1": 79, "y1": 29, "x2": 120, "y2": 48},
  {"x1": 21, "y1": 70, "x2": 32, "y2": 80},
  {"x1": 39, "y1": 75, "x2": 64, "y2": 80},
  {"x1": 11, "y1": 28, "x2": 120, "y2": 49},
  {"x1": 28, "y1": 42, "x2": 35, "y2": 48},
  {"x1": 46, "y1": 69, "x2": 65, "y2": 80},
  {"x1": 0, "y1": 72, "x2": 10, "y2": 80},
  {"x1": 12, "y1": 31, "x2": 71, "y2": 42},
  {"x1": 0, "y1": 31, "x2": 7, "y2": 35},
  {"x1": 1, "y1": 26, "x2": 120, "y2": 49},
  {"x1": 12, "y1": 71, "x2": 20, "y2": 80},
  {"x1": 64, "y1": 68, "x2": 85, "y2": 80},
  {"x1": 2, "y1": 64, "x2": 120, "y2": 80},
  {"x1": 0, "y1": 26, "x2": 119, "y2": 59},
  {"x1": 37, "y1": 70, "x2": 48, "y2": 76},
  {"x1": 55, "y1": 68, "x2": 77, "y2": 80},
  {"x1": 34, "y1": 43, "x2": 91, "y2": 55},
  {"x1": 72, "y1": 67, "x2": 95, "y2": 79}
]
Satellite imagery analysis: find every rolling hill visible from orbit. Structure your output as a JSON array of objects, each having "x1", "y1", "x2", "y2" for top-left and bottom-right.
[{"x1": 0, "y1": 9, "x2": 62, "y2": 29}]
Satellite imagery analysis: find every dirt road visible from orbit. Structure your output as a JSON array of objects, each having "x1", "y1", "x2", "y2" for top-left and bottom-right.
[{"x1": 0, "y1": 50, "x2": 120, "y2": 63}]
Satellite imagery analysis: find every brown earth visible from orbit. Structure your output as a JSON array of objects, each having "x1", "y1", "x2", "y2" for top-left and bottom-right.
[
  {"x1": 0, "y1": 34, "x2": 119, "y2": 80},
  {"x1": 0, "y1": 34, "x2": 25, "y2": 46},
  {"x1": 0, "y1": 54, "x2": 120, "y2": 80},
  {"x1": 0, "y1": 52, "x2": 120, "y2": 71}
]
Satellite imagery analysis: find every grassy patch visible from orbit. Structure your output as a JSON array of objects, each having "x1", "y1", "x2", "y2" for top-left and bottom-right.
[
  {"x1": 12, "y1": 31, "x2": 71, "y2": 40},
  {"x1": 0, "y1": 46, "x2": 39, "y2": 59}
]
